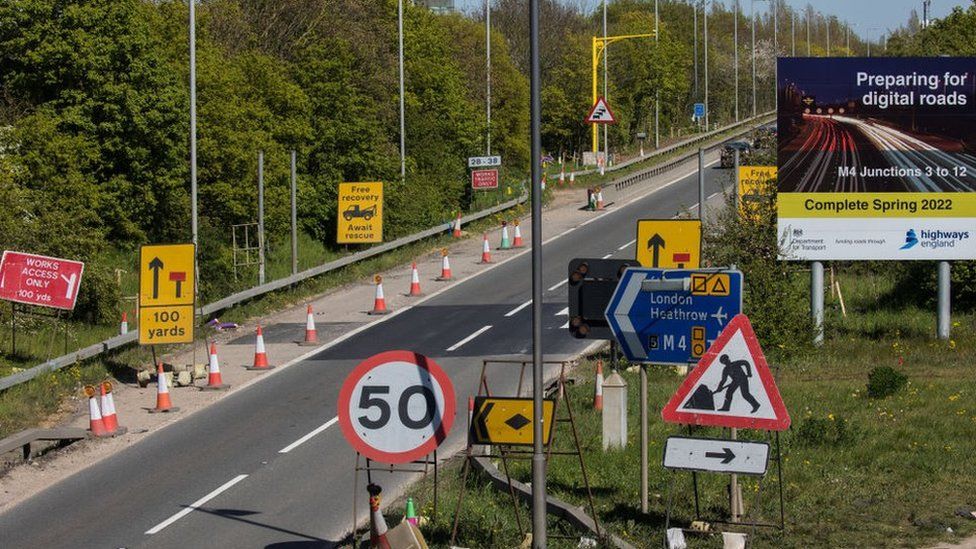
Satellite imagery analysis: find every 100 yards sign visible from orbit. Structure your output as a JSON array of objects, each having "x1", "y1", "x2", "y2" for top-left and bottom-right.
[{"x1": 338, "y1": 350, "x2": 456, "y2": 464}]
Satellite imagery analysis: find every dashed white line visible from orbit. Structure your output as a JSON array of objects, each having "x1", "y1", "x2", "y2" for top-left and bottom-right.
[
  {"x1": 145, "y1": 474, "x2": 249, "y2": 535},
  {"x1": 504, "y1": 300, "x2": 532, "y2": 317},
  {"x1": 618, "y1": 239, "x2": 636, "y2": 250},
  {"x1": 555, "y1": 307, "x2": 568, "y2": 316},
  {"x1": 547, "y1": 279, "x2": 568, "y2": 292},
  {"x1": 447, "y1": 325, "x2": 493, "y2": 351},
  {"x1": 278, "y1": 417, "x2": 339, "y2": 454}
]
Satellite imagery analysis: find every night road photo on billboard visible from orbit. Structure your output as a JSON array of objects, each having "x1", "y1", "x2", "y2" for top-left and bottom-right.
[{"x1": 777, "y1": 57, "x2": 976, "y2": 261}]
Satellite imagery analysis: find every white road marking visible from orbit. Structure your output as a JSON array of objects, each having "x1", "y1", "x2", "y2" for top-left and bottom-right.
[
  {"x1": 278, "y1": 417, "x2": 339, "y2": 454},
  {"x1": 555, "y1": 307, "x2": 568, "y2": 316},
  {"x1": 618, "y1": 239, "x2": 636, "y2": 250},
  {"x1": 145, "y1": 474, "x2": 249, "y2": 535},
  {"x1": 560, "y1": 321, "x2": 569, "y2": 329},
  {"x1": 547, "y1": 279, "x2": 568, "y2": 292},
  {"x1": 601, "y1": 253, "x2": 613, "y2": 259},
  {"x1": 447, "y1": 325, "x2": 493, "y2": 351},
  {"x1": 504, "y1": 300, "x2": 532, "y2": 317}
]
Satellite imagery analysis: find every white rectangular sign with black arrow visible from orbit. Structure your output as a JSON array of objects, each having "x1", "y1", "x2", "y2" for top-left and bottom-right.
[{"x1": 663, "y1": 436, "x2": 770, "y2": 476}]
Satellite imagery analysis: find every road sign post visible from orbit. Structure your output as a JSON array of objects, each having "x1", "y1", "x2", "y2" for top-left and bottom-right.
[{"x1": 139, "y1": 244, "x2": 195, "y2": 345}]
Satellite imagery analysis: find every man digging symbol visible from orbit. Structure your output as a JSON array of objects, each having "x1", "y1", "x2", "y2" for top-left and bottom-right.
[{"x1": 683, "y1": 354, "x2": 761, "y2": 413}]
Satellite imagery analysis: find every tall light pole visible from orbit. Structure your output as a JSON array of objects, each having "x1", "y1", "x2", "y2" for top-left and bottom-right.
[
  {"x1": 529, "y1": 0, "x2": 545, "y2": 545},
  {"x1": 751, "y1": 0, "x2": 756, "y2": 117},
  {"x1": 189, "y1": 0, "x2": 198, "y2": 251},
  {"x1": 734, "y1": 0, "x2": 739, "y2": 121},
  {"x1": 703, "y1": 1, "x2": 709, "y2": 128},
  {"x1": 603, "y1": 0, "x2": 608, "y2": 167},
  {"x1": 846, "y1": 22, "x2": 850, "y2": 56},
  {"x1": 398, "y1": 0, "x2": 406, "y2": 180},
  {"x1": 486, "y1": 0, "x2": 491, "y2": 155},
  {"x1": 693, "y1": 3, "x2": 699, "y2": 99},
  {"x1": 806, "y1": 6, "x2": 811, "y2": 56},
  {"x1": 655, "y1": 0, "x2": 660, "y2": 148},
  {"x1": 791, "y1": 11, "x2": 795, "y2": 56},
  {"x1": 826, "y1": 17, "x2": 831, "y2": 56}
]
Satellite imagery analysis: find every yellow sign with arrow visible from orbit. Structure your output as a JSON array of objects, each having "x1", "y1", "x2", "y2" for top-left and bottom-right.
[{"x1": 470, "y1": 396, "x2": 555, "y2": 446}]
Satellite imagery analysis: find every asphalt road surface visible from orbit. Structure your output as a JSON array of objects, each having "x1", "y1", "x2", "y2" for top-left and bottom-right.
[{"x1": 0, "y1": 155, "x2": 730, "y2": 549}]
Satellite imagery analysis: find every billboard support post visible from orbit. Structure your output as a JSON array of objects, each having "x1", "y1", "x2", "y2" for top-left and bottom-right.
[
  {"x1": 812, "y1": 261, "x2": 824, "y2": 346},
  {"x1": 938, "y1": 261, "x2": 951, "y2": 340}
]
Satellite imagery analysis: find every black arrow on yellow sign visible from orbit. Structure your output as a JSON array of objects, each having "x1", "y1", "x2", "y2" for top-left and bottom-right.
[{"x1": 470, "y1": 396, "x2": 555, "y2": 446}]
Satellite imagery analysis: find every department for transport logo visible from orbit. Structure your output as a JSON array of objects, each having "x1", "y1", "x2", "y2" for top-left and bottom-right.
[{"x1": 900, "y1": 229, "x2": 918, "y2": 250}]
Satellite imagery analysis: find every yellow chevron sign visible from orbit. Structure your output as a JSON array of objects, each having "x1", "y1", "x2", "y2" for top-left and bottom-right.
[{"x1": 470, "y1": 397, "x2": 555, "y2": 446}]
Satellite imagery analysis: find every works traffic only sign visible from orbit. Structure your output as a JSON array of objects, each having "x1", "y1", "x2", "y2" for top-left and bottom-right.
[
  {"x1": 635, "y1": 219, "x2": 702, "y2": 268},
  {"x1": 469, "y1": 396, "x2": 555, "y2": 446},
  {"x1": 663, "y1": 436, "x2": 770, "y2": 476},
  {"x1": 139, "y1": 244, "x2": 194, "y2": 345},
  {"x1": 468, "y1": 155, "x2": 502, "y2": 168},
  {"x1": 586, "y1": 96, "x2": 617, "y2": 124},
  {"x1": 661, "y1": 314, "x2": 791, "y2": 431},
  {"x1": 605, "y1": 268, "x2": 742, "y2": 364},
  {"x1": 337, "y1": 182, "x2": 383, "y2": 244},
  {"x1": 471, "y1": 169, "x2": 499, "y2": 190},
  {"x1": 0, "y1": 251, "x2": 84, "y2": 310},
  {"x1": 338, "y1": 350, "x2": 456, "y2": 464}
]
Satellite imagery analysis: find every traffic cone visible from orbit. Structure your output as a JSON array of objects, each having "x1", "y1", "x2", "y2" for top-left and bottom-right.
[
  {"x1": 100, "y1": 381, "x2": 124, "y2": 435},
  {"x1": 499, "y1": 222, "x2": 511, "y2": 250},
  {"x1": 436, "y1": 249, "x2": 452, "y2": 281},
  {"x1": 299, "y1": 304, "x2": 318, "y2": 346},
  {"x1": 408, "y1": 263, "x2": 423, "y2": 296},
  {"x1": 367, "y1": 484, "x2": 392, "y2": 549},
  {"x1": 452, "y1": 211, "x2": 462, "y2": 238},
  {"x1": 512, "y1": 220, "x2": 524, "y2": 248},
  {"x1": 569, "y1": 171, "x2": 576, "y2": 184},
  {"x1": 201, "y1": 342, "x2": 230, "y2": 390},
  {"x1": 479, "y1": 233, "x2": 492, "y2": 264},
  {"x1": 405, "y1": 497, "x2": 418, "y2": 526},
  {"x1": 596, "y1": 187, "x2": 605, "y2": 210},
  {"x1": 640, "y1": 144, "x2": 645, "y2": 157},
  {"x1": 369, "y1": 275, "x2": 390, "y2": 315},
  {"x1": 120, "y1": 312, "x2": 128, "y2": 335},
  {"x1": 588, "y1": 190, "x2": 597, "y2": 211},
  {"x1": 559, "y1": 167, "x2": 565, "y2": 185},
  {"x1": 149, "y1": 362, "x2": 179, "y2": 413},
  {"x1": 245, "y1": 325, "x2": 275, "y2": 370},
  {"x1": 541, "y1": 172, "x2": 547, "y2": 190},
  {"x1": 594, "y1": 360, "x2": 604, "y2": 411},
  {"x1": 85, "y1": 385, "x2": 109, "y2": 437}
]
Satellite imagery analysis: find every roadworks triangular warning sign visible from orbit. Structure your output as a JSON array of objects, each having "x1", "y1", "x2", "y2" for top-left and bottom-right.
[
  {"x1": 586, "y1": 96, "x2": 617, "y2": 124},
  {"x1": 661, "y1": 314, "x2": 790, "y2": 431}
]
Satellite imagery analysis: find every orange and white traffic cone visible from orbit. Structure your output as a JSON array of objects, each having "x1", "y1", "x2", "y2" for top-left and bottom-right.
[
  {"x1": 499, "y1": 222, "x2": 511, "y2": 250},
  {"x1": 369, "y1": 275, "x2": 389, "y2": 315},
  {"x1": 569, "y1": 171, "x2": 576, "y2": 184},
  {"x1": 479, "y1": 233, "x2": 492, "y2": 264},
  {"x1": 408, "y1": 263, "x2": 423, "y2": 296},
  {"x1": 100, "y1": 381, "x2": 125, "y2": 435},
  {"x1": 201, "y1": 342, "x2": 230, "y2": 390},
  {"x1": 299, "y1": 304, "x2": 318, "y2": 346},
  {"x1": 596, "y1": 187, "x2": 605, "y2": 210},
  {"x1": 452, "y1": 212, "x2": 462, "y2": 238},
  {"x1": 513, "y1": 220, "x2": 524, "y2": 247},
  {"x1": 367, "y1": 484, "x2": 392, "y2": 549},
  {"x1": 594, "y1": 360, "x2": 604, "y2": 411},
  {"x1": 149, "y1": 362, "x2": 179, "y2": 413},
  {"x1": 120, "y1": 312, "x2": 128, "y2": 335},
  {"x1": 245, "y1": 325, "x2": 275, "y2": 370},
  {"x1": 85, "y1": 385, "x2": 109, "y2": 437},
  {"x1": 436, "y1": 249, "x2": 452, "y2": 281},
  {"x1": 559, "y1": 167, "x2": 565, "y2": 185}
]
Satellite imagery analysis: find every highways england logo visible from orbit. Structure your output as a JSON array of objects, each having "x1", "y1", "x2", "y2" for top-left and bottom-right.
[{"x1": 900, "y1": 228, "x2": 971, "y2": 250}]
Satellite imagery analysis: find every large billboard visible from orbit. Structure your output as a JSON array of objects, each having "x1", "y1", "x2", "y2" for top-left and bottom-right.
[{"x1": 777, "y1": 57, "x2": 976, "y2": 260}]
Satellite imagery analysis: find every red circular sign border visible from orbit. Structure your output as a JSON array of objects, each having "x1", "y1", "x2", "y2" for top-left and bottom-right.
[{"x1": 337, "y1": 350, "x2": 456, "y2": 464}]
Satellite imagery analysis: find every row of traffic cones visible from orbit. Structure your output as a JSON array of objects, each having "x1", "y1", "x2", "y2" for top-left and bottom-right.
[{"x1": 86, "y1": 382, "x2": 126, "y2": 437}]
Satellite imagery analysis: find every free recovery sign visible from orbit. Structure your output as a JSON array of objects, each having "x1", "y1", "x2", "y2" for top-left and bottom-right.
[
  {"x1": 337, "y1": 182, "x2": 383, "y2": 244},
  {"x1": 139, "y1": 243, "x2": 195, "y2": 345}
]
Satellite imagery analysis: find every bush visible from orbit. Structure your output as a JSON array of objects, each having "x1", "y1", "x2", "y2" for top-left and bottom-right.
[
  {"x1": 795, "y1": 415, "x2": 857, "y2": 446},
  {"x1": 866, "y1": 366, "x2": 908, "y2": 399}
]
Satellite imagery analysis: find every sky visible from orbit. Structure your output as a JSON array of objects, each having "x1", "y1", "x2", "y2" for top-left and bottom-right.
[{"x1": 454, "y1": 0, "x2": 971, "y2": 42}]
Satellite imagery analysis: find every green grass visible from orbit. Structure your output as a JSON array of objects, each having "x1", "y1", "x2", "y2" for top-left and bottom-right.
[{"x1": 401, "y1": 268, "x2": 976, "y2": 548}]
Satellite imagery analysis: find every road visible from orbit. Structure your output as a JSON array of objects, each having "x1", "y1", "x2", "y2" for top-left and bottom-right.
[{"x1": 0, "y1": 155, "x2": 730, "y2": 549}]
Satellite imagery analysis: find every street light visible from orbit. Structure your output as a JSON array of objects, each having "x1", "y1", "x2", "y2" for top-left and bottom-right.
[
  {"x1": 703, "y1": 1, "x2": 709, "y2": 129},
  {"x1": 734, "y1": 0, "x2": 739, "y2": 121},
  {"x1": 189, "y1": 0, "x2": 197, "y2": 251},
  {"x1": 486, "y1": 0, "x2": 491, "y2": 155},
  {"x1": 655, "y1": 0, "x2": 660, "y2": 148},
  {"x1": 398, "y1": 0, "x2": 406, "y2": 180}
]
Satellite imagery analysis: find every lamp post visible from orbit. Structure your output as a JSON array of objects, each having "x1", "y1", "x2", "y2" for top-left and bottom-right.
[
  {"x1": 486, "y1": 0, "x2": 491, "y2": 155},
  {"x1": 734, "y1": 0, "x2": 739, "y2": 121},
  {"x1": 189, "y1": 0, "x2": 197, "y2": 250},
  {"x1": 398, "y1": 0, "x2": 406, "y2": 180},
  {"x1": 751, "y1": 0, "x2": 756, "y2": 117}
]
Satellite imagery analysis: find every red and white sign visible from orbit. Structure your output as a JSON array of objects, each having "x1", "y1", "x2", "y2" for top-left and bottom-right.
[
  {"x1": 586, "y1": 96, "x2": 617, "y2": 124},
  {"x1": 338, "y1": 350, "x2": 456, "y2": 464},
  {"x1": 661, "y1": 315, "x2": 790, "y2": 431},
  {"x1": 0, "y1": 251, "x2": 85, "y2": 310},
  {"x1": 471, "y1": 169, "x2": 499, "y2": 190}
]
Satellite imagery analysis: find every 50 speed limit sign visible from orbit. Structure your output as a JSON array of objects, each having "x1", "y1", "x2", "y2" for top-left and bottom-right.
[{"x1": 337, "y1": 350, "x2": 456, "y2": 464}]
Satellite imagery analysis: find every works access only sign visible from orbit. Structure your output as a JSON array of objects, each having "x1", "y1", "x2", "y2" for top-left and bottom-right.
[
  {"x1": 661, "y1": 314, "x2": 790, "y2": 431},
  {"x1": 0, "y1": 251, "x2": 84, "y2": 310},
  {"x1": 471, "y1": 169, "x2": 499, "y2": 190},
  {"x1": 337, "y1": 182, "x2": 383, "y2": 244},
  {"x1": 139, "y1": 244, "x2": 195, "y2": 345}
]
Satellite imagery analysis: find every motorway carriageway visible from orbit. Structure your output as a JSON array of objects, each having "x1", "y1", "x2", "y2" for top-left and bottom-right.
[{"x1": 0, "y1": 155, "x2": 730, "y2": 549}]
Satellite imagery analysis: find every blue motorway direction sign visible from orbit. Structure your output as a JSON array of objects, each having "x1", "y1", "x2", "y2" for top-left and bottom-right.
[
  {"x1": 605, "y1": 268, "x2": 743, "y2": 365},
  {"x1": 693, "y1": 102, "x2": 706, "y2": 119}
]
